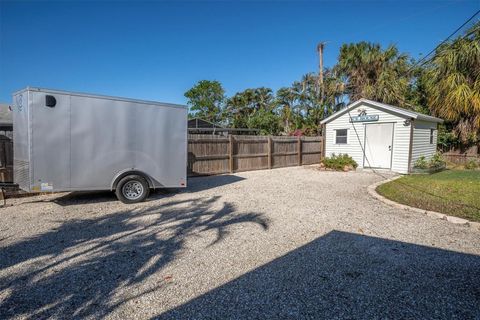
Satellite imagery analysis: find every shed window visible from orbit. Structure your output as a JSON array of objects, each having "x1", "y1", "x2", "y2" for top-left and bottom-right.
[
  {"x1": 335, "y1": 129, "x2": 348, "y2": 144},
  {"x1": 430, "y1": 129, "x2": 435, "y2": 144}
]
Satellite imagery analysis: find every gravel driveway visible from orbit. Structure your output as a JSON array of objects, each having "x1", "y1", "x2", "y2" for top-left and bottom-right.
[{"x1": 1, "y1": 166, "x2": 479, "y2": 319}]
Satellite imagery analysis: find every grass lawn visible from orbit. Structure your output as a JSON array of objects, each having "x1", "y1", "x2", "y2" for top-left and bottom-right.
[{"x1": 377, "y1": 169, "x2": 480, "y2": 222}]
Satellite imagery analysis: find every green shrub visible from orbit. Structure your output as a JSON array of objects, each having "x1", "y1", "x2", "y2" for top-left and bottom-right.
[
  {"x1": 414, "y1": 156, "x2": 429, "y2": 169},
  {"x1": 465, "y1": 159, "x2": 479, "y2": 170},
  {"x1": 414, "y1": 153, "x2": 445, "y2": 170},
  {"x1": 414, "y1": 152, "x2": 446, "y2": 169},
  {"x1": 429, "y1": 152, "x2": 446, "y2": 168},
  {"x1": 322, "y1": 153, "x2": 358, "y2": 171}
]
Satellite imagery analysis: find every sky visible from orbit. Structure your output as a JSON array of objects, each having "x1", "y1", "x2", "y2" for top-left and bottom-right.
[{"x1": 0, "y1": 0, "x2": 479, "y2": 105}]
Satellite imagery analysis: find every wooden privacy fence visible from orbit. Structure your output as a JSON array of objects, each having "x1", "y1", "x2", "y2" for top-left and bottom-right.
[
  {"x1": 0, "y1": 134, "x2": 322, "y2": 181},
  {"x1": 439, "y1": 144, "x2": 479, "y2": 165},
  {"x1": 0, "y1": 136, "x2": 13, "y2": 182},
  {"x1": 188, "y1": 134, "x2": 323, "y2": 176},
  {"x1": 442, "y1": 153, "x2": 480, "y2": 165}
]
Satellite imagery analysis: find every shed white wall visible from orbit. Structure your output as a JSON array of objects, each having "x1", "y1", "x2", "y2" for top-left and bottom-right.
[
  {"x1": 411, "y1": 120, "x2": 438, "y2": 165},
  {"x1": 324, "y1": 102, "x2": 411, "y2": 174}
]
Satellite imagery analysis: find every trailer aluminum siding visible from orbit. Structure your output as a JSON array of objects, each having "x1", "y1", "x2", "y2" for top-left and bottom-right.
[{"x1": 13, "y1": 87, "x2": 187, "y2": 192}]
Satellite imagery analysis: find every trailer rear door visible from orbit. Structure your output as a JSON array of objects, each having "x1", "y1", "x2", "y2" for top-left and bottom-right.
[{"x1": 31, "y1": 91, "x2": 71, "y2": 191}]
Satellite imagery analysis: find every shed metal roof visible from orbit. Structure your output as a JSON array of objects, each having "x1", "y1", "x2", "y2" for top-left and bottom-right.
[{"x1": 320, "y1": 99, "x2": 443, "y2": 124}]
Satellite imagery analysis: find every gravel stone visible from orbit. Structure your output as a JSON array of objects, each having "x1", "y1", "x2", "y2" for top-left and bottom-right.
[
  {"x1": 445, "y1": 216, "x2": 470, "y2": 225},
  {"x1": 0, "y1": 166, "x2": 479, "y2": 319}
]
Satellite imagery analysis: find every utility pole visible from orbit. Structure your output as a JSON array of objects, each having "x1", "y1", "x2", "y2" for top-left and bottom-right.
[{"x1": 317, "y1": 42, "x2": 325, "y2": 105}]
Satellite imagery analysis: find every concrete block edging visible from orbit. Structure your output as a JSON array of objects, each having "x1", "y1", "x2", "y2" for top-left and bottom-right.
[{"x1": 367, "y1": 176, "x2": 480, "y2": 230}]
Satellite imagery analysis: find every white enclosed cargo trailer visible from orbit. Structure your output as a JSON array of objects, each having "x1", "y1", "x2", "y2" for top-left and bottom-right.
[{"x1": 12, "y1": 87, "x2": 187, "y2": 203}]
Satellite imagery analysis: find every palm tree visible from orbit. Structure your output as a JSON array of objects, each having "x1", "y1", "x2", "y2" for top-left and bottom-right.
[
  {"x1": 276, "y1": 87, "x2": 296, "y2": 133},
  {"x1": 225, "y1": 87, "x2": 277, "y2": 130},
  {"x1": 335, "y1": 42, "x2": 411, "y2": 107},
  {"x1": 254, "y1": 87, "x2": 275, "y2": 111},
  {"x1": 423, "y1": 22, "x2": 480, "y2": 142},
  {"x1": 323, "y1": 68, "x2": 347, "y2": 114},
  {"x1": 225, "y1": 91, "x2": 251, "y2": 128}
]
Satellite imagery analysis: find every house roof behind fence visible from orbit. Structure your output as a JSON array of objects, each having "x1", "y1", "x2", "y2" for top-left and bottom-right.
[{"x1": 0, "y1": 104, "x2": 12, "y2": 126}]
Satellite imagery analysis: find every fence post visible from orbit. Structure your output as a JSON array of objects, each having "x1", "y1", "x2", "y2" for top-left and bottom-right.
[
  {"x1": 229, "y1": 135, "x2": 234, "y2": 173},
  {"x1": 321, "y1": 126, "x2": 326, "y2": 162},
  {"x1": 267, "y1": 136, "x2": 272, "y2": 169},
  {"x1": 297, "y1": 136, "x2": 302, "y2": 166},
  {"x1": 320, "y1": 136, "x2": 323, "y2": 163}
]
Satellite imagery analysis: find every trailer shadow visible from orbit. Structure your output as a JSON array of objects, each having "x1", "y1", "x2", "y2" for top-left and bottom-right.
[
  {"x1": 156, "y1": 230, "x2": 480, "y2": 319},
  {"x1": 0, "y1": 196, "x2": 269, "y2": 319},
  {"x1": 51, "y1": 189, "x2": 178, "y2": 206},
  {"x1": 48, "y1": 174, "x2": 245, "y2": 206},
  {"x1": 186, "y1": 174, "x2": 245, "y2": 193},
  {"x1": 52, "y1": 190, "x2": 119, "y2": 205}
]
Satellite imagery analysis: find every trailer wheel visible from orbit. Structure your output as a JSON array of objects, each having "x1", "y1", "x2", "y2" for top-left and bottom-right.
[{"x1": 115, "y1": 175, "x2": 150, "y2": 203}]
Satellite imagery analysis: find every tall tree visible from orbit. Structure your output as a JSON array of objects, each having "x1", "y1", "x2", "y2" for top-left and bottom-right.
[
  {"x1": 323, "y1": 68, "x2": 347, "y2": 112},
  {"x1": 287, "y1": 72, "x2": 345, "y2": 134},
  {"x1": 225, "y1": 87, "x2": 281, "y2": 134},
  {"x1": 225, "y1": 91, "x2": 250, "y2": 129},
  {"x1": 423, "y1": 22, "x2": 480, "y2": 142},
  {"x1": 335, "y1": 42, "x2": 411, "y2": 107},
  {"x1": 276, "y1": 87, "x2": 296, "y2": 133},
  {"x1": 184, "y1": 80, "x2": 226, "y2": 123}
]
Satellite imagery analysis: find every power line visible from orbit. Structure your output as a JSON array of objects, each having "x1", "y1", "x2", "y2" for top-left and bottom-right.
[
  {"x1": 409, "y1": 9, "x2": 480, "y2": 71},
  {"x1": 340, "y1": 13, "x2": 480, "y2": 107},
  {"x1": 322, "y1": 9, "x2": 480, "y2": 113},
  {"x1": 415, "y1": 24, "x2": 480, "y2": 69}
]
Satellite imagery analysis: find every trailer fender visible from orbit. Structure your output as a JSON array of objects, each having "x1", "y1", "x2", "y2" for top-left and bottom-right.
[{"x1": 111, "y1": 169, "x2": 155, "y2": 191}]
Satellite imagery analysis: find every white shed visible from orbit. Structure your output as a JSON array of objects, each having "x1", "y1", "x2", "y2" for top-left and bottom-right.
[{"x1": 320, "y1": 99, "x2": 443, "y2": 174}]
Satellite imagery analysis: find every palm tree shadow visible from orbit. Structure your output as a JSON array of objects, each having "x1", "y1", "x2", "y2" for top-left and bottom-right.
[{"x1": 0, "y1": 196, "x2": 269, "y2": 319}]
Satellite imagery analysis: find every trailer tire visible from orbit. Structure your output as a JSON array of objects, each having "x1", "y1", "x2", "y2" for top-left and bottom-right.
[{"x1": 115, "y1": 175, "x2": 150, "y2": 203}]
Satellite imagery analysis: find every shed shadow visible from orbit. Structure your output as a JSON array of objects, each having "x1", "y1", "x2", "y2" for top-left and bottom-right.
[{"x1": 156, "y1": 230, "x2": 480, "y2": 319}]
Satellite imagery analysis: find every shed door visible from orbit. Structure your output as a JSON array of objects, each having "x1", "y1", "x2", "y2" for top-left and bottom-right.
[{"x1": 364, "y1": 123, "x2": 394, "y2": 169}]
